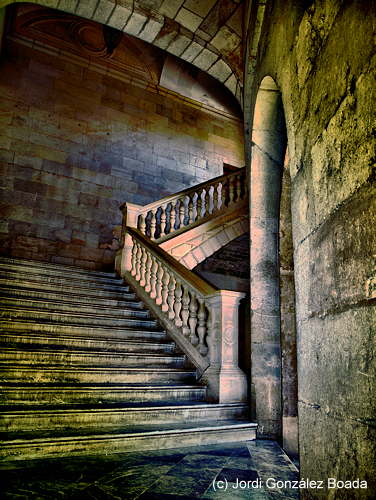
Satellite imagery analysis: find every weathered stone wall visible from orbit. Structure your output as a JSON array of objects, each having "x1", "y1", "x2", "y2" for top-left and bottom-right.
[
  {"x1": 247, "y1": 0, "x2": 375, "y2": 496},
  {"x1": 0, "y1": 40, "x2": 244, "y2": 269},
  {"x1": 279, "y1": 164, "x2": 298, "y2": 459}
]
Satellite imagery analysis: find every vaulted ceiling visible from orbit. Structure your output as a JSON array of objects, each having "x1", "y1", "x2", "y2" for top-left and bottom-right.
[
  {"x1": 0, "y1": 0, "x2": 247, "y2": 101},
  {"x1": 5, "y1": 2, "x2": 242, "y2": 117}
]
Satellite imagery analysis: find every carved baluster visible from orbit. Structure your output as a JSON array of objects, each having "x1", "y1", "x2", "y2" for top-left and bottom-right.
[
  {"x1": 196, "y1": 190, "x2": 203, "y2": 220},
  {"x1": 236, "y1": 174, "x2": 242, "y2": 202},
  {"x1": 167, "y1": 275, "x2": 176, "y2": 319},
  {"x1": 139, "y1": 247, "x2": 147, "y2": 287},
  {"x1": 170, "y1": 201, "x2": 177, "y2": 233},
  {"x1": 139, "y1": 214, "x2": 146, "y2": 235},
  {"x1": 221, "y1": 180, "x2": 227, "y2": 208},
  {"x1": 150, "y1": 210, "x2": 157, "y2": 239},
  {"x1": 188, "y1": 294, "x2": 199, "y2": 345},
  {"x1": 174, "y1": 281, "x2": 183, "y2": 326},
  {"x1": 135, "y1": 243, "x2": 143, "y2": 281},
  {"x1": 150, "y1": 256, "x2": 158, "y2": 299},
  {"x1": 203, "y1": 188, "x2": 210, "y2": 217},
  {"x1": 160, "y1": 204, "x2": 167, "y2": 237},
  {"x1": 213, "y1": 182, "x2": 219, "y2": 213},
  {"x1": 155, "y1": 263, "x2": 164, "y2": 305},
  {"x1": 181, "y1": 288, "x2": 190, "y2": 337},
  {"x1": 131, "y1": 240, "x2": 138, "y2": 276},
  {"x1": 229, "y1": 176, "x2": 235, "y2": 205},
  {"x1": 197, "y1": 299, "x2": 208, "y2": 355},
  {"x1": 178, "y1": 198, "x2": 185, "y2": 228},
  {"x1": 188, "y1": 195, "x2": 194, "y2": 224},
  {"x1": 161, "y1": 267, "x2": 170, "y2": 312},
  {"x1": 144, "y1": 252, "x2": 153, "y2": 292}
]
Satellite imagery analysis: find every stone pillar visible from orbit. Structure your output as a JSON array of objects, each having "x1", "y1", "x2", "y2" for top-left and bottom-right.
[
  {"x1": 250, "y1": 77, "x2": 287, "y2": 439},
  {"x1": 115, "y1": 202, "x2": 142, "y2": 275},
  {"x1": 204, "y1": 290, "x2": 248, "y2": 403}
]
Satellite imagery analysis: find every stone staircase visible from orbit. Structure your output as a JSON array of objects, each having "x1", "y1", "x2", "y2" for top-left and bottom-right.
[{"x1": 0, "y1": 257, "x2": 256, "y2": 461}]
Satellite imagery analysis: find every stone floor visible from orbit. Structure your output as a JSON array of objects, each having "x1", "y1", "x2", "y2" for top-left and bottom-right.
[{"x1": 0, "y1": 440, "x2": 299, "y2": 499}]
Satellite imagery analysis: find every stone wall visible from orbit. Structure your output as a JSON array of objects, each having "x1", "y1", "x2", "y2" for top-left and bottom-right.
[
  {"x1": 0, "y1": 39, "x2": 244, "y2": 269},
  {"x1": 248, "y1": 0, "x2": 375, "y2": 496}
]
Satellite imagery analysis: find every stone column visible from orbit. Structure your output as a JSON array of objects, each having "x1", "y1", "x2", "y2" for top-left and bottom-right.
[
  {"x1": 115, "y1": 202, "x2": 142, "y2": 275},
  {"x1": 250, "y1": 77, "x2": 287, "y2": 439}
]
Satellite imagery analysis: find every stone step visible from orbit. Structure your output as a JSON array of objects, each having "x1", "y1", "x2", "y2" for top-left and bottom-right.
[
  {"x1": 0, "y1": 297, "x2": 150, "y2": 318},
  {"x1": 0, "y1": 421, "x2": 257, "y2": 461},
  {"x1": 0, "y1": 279, "x2": 134, "y2": 300},
  {"x1": 0, "y1": 331, "x2": 176, "y2": 353},
  {"x1": 0, "y1": 348, "x2": 186, "y2": 368},
  {"x1": 0, "y1": 275, "x2": 130, "y2": 293},
  {"x1": 0, "y1": 262, "x2": 121, "y2": 285},
  {"x1": 0, "y1": 365, "x2": 196, "y2": 384},
  {"x1": 0, "y1": 403, "x2": 249, "y2": 433},
  {"x1": 0, "y1": 321, "x2": 167, "y2": 341},
  {"x1": 0, "y1": 286, "x2": 140, "y2": 307},
  {"x1": 0, "y1": 256, "x2": 117, "y2": 278},
  {"x1": 0, "y1": 307, "x2": 159, "y2": 328},
  {"x1": 0, "y1": 384, "x2": 207, "y2": 405}
]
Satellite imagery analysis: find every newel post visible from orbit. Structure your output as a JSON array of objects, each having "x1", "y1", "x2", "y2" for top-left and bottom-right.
[
  {"x1": 204, "y1": 290, "x2": 247, "y2": 403},
  {"x1": 115, "y1": 202, "x2": 142, "y2": 275}
]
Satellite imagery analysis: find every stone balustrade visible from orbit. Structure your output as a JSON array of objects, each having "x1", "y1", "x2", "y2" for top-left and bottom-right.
[
  {"x1": 121, "y1": 168, "x2": 247, "y2": 242},
  {"x1": 115, "y1": 227, "x2": 247, "y2": 403}
]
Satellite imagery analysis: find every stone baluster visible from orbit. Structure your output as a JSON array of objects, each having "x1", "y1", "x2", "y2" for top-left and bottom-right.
[
  {"x1": 160, "y1": 204, "x2": 167, "y2": 237},
  {"x1": 220, "y1": 180, "x2": 227, "y2": 208},
  {"x1": 173, "y1": 281, "x2": 183, "y2": 327},
  {"x1": 144, "y1": 252, "x2": 153, "y2": 292},
  {"x1": 161, "y1": 266, "x2": 170, "y2": 312},
  {"x1": 188, "y1": 294, "x2": 198, "y2": 345},
  {"x1": 149, "y1": 256, "x2": 158, "y2": 299},
  {"x1": 196, "y1": 189, "x2": 203, "y2": 220},
  {"x1": 228, "y1": 176, "x2": 235, "y2": 205},
  {"x1": 167, "y1": 275, "x2": 176, "y2": 320},
  {"x1": 213, "y1": 182, "x2": 220, "y2": 213},
  {"x1": 188, "y1": 195, "x2": 194, "y2": 224},
  {"x1": 181, "y1": 287, "x2": 191, "y2": 337},
  {"x1": 135, "y1": 243, "x2": 143, "y2": 281},
  {"x1": 236, "y1": 173, "x2": 242, "y2": 201},
  {"x1": 178, "y1": 198, "x2": 185, "y2": 229},
  {"x1": 139, "y1": 246, "x2": 147, "y2": 287},
  {"x1": 149, "y1": 210, "x2": 157, "y2": 239},
  {"x1": 131, "y1": 240, "x2": 138, "y2": 276},
  {"x1": 169, "y1": 201, "x2": 177, "y2": 233},
  {"x1": 197, "y1": 299, "x2": 208, "y2": 355},
  {"x1": 138, "y1": 214, "x2": 146, "y2": 235},
  {"x1": 155, "y1": 262, "x2": 164, "y2": 305},
  {"x1": 203, "y1": 188, "x2": 210, "y2": 217}
]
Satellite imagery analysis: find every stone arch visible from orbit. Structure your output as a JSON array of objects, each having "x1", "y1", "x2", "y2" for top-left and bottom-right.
[
  {"x1": 0, "y1": 0, "x2": 243, "y2": 101},
  {"x1": 249, "y1": 75, "x2": 287, "y2": 440}
]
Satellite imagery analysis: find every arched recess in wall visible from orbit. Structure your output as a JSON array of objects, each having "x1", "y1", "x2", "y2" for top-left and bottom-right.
[{"x1": 249, "y1": 75, "x2": 298, "y2": 456}]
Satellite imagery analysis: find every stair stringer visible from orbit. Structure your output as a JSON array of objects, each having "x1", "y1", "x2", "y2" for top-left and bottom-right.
[{"x1": 158, "y1": 200, "x2": 249, "y2": 269}]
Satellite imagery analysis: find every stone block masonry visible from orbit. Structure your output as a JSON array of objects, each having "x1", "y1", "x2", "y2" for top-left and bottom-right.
[{"x1": 0, "y1": 40, "x2": 244, "y2": 269}]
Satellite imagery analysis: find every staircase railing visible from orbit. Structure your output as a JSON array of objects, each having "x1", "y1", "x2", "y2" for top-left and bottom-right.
[
  {"x1": 115, "y1": 227, "x2": 247, "y2": 403},
  {"x1": 121, "y1": 167, "x2": 247, "y2": 242}
]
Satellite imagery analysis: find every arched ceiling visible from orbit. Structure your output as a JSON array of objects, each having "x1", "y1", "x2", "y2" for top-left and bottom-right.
[
  {"x1": 4, "y1": 2, "x2": 242, "y2": 117},
  {"x1": 0, "y1": 0, "x2": 245, "y2": 101}
]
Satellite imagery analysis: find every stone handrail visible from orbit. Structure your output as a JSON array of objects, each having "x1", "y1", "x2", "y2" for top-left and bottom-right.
[
  {"x1": 115, "y1": 226, "x2": 247, "y2": 403},
  {"x1": 121, "y1": 167, "x2": 247, "y2": 242}
]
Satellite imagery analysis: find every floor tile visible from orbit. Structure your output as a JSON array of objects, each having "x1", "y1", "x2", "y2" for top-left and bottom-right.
[{"x1": 0, "y1": 440, "x2": 299, "y2": 500}]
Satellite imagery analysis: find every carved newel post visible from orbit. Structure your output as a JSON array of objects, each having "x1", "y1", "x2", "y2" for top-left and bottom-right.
[
  {"x1": 115, "y1": 202, "x2": 142, "y2": 275},
  {"x1": 204, "y1": 290, "x2": 247, "y2": 403}
]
